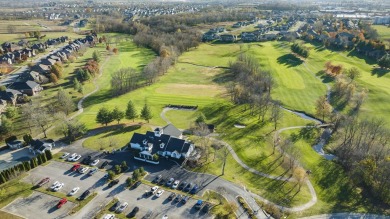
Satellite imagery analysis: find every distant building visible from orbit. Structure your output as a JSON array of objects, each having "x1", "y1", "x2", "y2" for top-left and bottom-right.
[{"x1": 374, "y1": 16, "x2": 390, "y2": 25}]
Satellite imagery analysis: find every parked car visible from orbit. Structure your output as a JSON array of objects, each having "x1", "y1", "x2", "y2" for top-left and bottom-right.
[
  {"x1": 155, "y1": 189, "x2": 164, "y2": 197},
  {"x1": 152, "y1": 175, "x2": 162, "y2": 183},
  {"x1": 116, "y1": 202, "x2": 128, "y2": 213},
  {"x1": 168, "y1": 192, "x2": 176, "y2": 200},
  {"x1": 158, "y1": 178, "x2": 166, "y2": 186},
  {"x1": 78, "y1": 190, "x2": 90, "y2": 200},
  {"x1": 202, "y1": 203, "x2": 210, "y2": 213},
  {"x1": 82, "y1": 155, "x2": 92, "y2": 165},
  {"x1": 103, "y1": 173, "x2": 109, "y2": 178},
  {"x1": 73, "y1": 154, "x2": 82, "y2": 161},
  {"x1": 181, "y1": 196, "x2": 189, "y2": 204},
  {"x1": 174, "y1": 194, "x2": 182, "y2": 202},
  {"x1": 56, "y1": 198, "x2": 67, "y2": 208},
  {"x1": 109, "y1": 200, "x2": 121, "y2": 212},
  {"x1": 103, "y1": 214, "x2": 115, "y2": 219},
  {"x1": 131, "y1": 181, "x2": 141, "y2": 189},
  {"x1": 162, "y1": 215, "x2": 168, "y2": 219},
  {"x1": 178, "y1": 181, "x2": 187, "y2": 190},
  {"x1": 151, "y1": 186, "x2": 159, "y2": 193},
  {"x1": 127, "y1": 206, "x2": 139, "y2": 218},
  {"x1": 71, "y1": 163, "x2": 81, "y2": 171},
  {"x1": 166, "y1": 178, "x2": 174, "y2": 187},
  {"x1": 68, "y1": 187, "x2": 80, "y2": 196},
  {"x1": 88, "y1": 168, "x2": 98, "y2": 175},
  {"x1": 190, "y1": 184, "x2": 199, "y2": 194},
  {"x1": 184, "y1": 183, "x2": 193, "y2": 192},
  {"x1": 50, "y1": 181, "x2": 61, "y2": 190},
  {"x1": 195, "y1": 200, "x2": 203, "y2": 210},
  {"x1": 60, "y1": 153, "x2": 70, "y2": 159},
  {"x1": 100, "y1": 161, "x2": 109, "y2": 169},
  {"x1": 52, "y1": 183, "x2": 64, "y2": 192},
  {"x1": 108, "y1": 179, "x2": 119, "y2": 187},
  {"x1": 172, "y1": 180, "x2": 180, "y2": 189},
  {"x1": 79, "y1": 166, "x2": 89, "y2": 174},
  {"x1": 90, "y1": 159, "x2": 99, "y2": 166},
  {"x1": 67, "y1": 153, "x2": 77, "y2": 161},
  {"x1": 37, "y1": 177, "x2": 50, "y2": 187}
]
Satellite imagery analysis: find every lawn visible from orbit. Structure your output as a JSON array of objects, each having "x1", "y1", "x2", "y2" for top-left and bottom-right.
[
  {"x1": 0, "y1": 175, "x2": 33, "y2": 209},
  {"x1": 0, "y1": 211, "x2": 23, "y2": 219},
  {"x1": 280, "y1": 129, "x2": 390, "y2": 217},
  {"x1": 164, "y1": 109, "x2": 197, "y2": 130},
  {"x1": 373, "y1": 25, "x2": 390, "y2": 41}
]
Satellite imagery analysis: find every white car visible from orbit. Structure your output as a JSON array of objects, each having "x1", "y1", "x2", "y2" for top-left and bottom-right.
[
  {"x1": 151, "y1": 186, "x2": 159, "y2": 193},
  {"x1": 116, "y1": 202, "x2": 128, "y2": 213},
  {"x1": 60, "y1": 153, "x2": 70, "y2": 159},
  {"x1": 68, "y1": 187, "x2": 80, "y2": 196},
  {"x1": 73, "y1": 154, "x2": 82, "y2": 161},
  {"x1": 79, "y1": 167, "x2": 89, "y2": 173},
  {"x1": 103, "y1": 214, "x2": 115, "y2": 219},
  {"x1": 103, "y1": 173, "x2": 109, "y2": 178},
  {"x1": 90, "y1": 159, "x2": 99, "y2": 166},
  {"x1": 155, "y1": 189, "x2": 164, "y2": 197},
  {"x1": 52, "y1": 183, "x2": 64, "y2": 191},
  {"x1": 67, "y1": 153, "x2": 77, "y2": 161},
  {"x1": 50, "y1": 181, "x2": 61, "y2": 189},
  {"x1": 172, "y1": 180, "x2": 180, "y2": 189},
  {"x1": 88, "y1": 168, "x2": 98, "y2": 175}
]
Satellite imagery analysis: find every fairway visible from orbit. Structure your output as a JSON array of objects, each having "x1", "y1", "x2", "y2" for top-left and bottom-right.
[{"x1": 373, "y1": 25, "x2": 390, "y2": 41}]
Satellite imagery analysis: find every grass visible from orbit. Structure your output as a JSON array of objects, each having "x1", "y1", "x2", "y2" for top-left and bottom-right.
[
  {"x1": 0, "y1": 175, "x2": 33, "y2": 209},
  {"x1": 202, "y1": 190, "x2": 235, "y2": 219},
  {"x1": 164, "y1": 109, "x2": 197, "y2": 130},
  {"x1": 93, "y1": 198, "x2": 118, "y2": 219},
  {"x1": 373, "y1": 25, "x2": 390, "y2": 41},
  {"x1": 0, "y1": 211, "x2": 23, "y2": 219},
  {"x1": 280, "y1": 129, "x2": 390, "y2": 217}
]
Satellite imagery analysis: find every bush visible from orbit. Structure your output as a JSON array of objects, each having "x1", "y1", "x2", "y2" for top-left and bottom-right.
[{"x1": 107, "y1": 170, "x2": 115, "y2": 180}]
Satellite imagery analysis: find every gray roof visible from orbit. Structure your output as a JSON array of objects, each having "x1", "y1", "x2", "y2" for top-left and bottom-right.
[{"x1": 163, "y1": 124, "x2": 181, "y2": 138}]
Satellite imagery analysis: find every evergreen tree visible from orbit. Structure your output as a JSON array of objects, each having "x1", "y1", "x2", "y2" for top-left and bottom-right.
[
  {"x1": 125, "y1": 100, "x2": 137, "y2": 122},
  {"x1": 111, "y1": 107, "x2": 125, "y2": 124},
  {"x1": 77, "y1": 68, "x2": 91, "y2": 82},
  {"x1": 37, "y1": 155, "x2": 42, "y2": 165},
  {"x1": 41, "y1": 153, "x2": 47, "y2": 163},
  {"x1": 96, "y1": 106, "x2": 114, "y2": 126},
  {"x1": 0, "y1": 172, "x2": 6, "y2": 184},
  {"x1": 140, "y1": 103, "x2": 153, "y2": 123},
  {"x1": 45, "y1": 150, "x2": 53, "y2": 160},
  {"x1": 92, "y1": 50, "x2": 101, "y2": 62},
  {"x1": 378, "y1": 54, "x2": 390, "y2": 69},
  {"x1": 30, "y1": 159, "x2": 35, "y2": 169},
  {"x1": 73, "y1": 78, "x2": 81, "y2": 91},
  {"x1": 3, "y1": 170, "x2": 10, "y2": 181},
  {"x1": 195, "y1": 112, "x2": 206, "y2": 124}
]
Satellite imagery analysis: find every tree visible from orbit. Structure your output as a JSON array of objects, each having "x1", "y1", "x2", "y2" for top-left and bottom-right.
[
  {"x1": 121, "y1": 161, "x2": 128, "y2": 172},
  {"x1": 315, "y1": 96, "x2": 332, "y2": 122},
  {"x1": 378, "y1": 54, "x2": 390, "y2": 69},
  {"x1": 107, "y1": 170, "x2": 115, "y2": 180},
  {"x1": 76, "y1": 68, "x2": 91, "y2": 82},
  {"x1": 140, "y1": 103, "x2": 153, "y2": 123},
  {"x1": 5, "y1": 107, "x2": 17, "y2": 119},
  {"x1": 57, "y1": 119, "x2": 87, "y2": 142},
  {"x1": 346, "y1": 67, "x2": 361, "y2": 81},
  {"x1": 293, "y1": 167, "x2": 307, "y2": 191},
  {"x1": 73, "y1": 78, "x2": 81, "y2": 91},
  {"x1": 271, "y1": 101, "x2": 283, "y2": 130},
  {"x1": 125, "y1": 100, "x2": 137, "y2": 122},
  {"x1": 56, "y1": 88, "x2": 75, "y2": 115},
  {"x1": 0, "y1": 172, "x2": 6, "y2": 184},
  {"x1": 153, "y1": 154, "x2": 159, "y2": 161},
  {"x1": 92, "y1": 50, "x2": 101, "y2": 62},
  {"x1": 111, "y1": 107, "x2": 124, "y2": 124},
  {"x1": 96, "y1": 106, "x2": 114, "y2": 126},
  {"x1": 113, "y1": 48, "x2": 118, "y2": 54},
  {"x1": 45, "y1": 150, "x2": 53, "y2": 160},
  {"x1": 51, "y1": 63, "x2": 63, "y2": 79},
  {"x1": 0, "y1": 116, "x2": 14, "y2": 136},
  {"x1": 50, "y1": 73, "x2": 58, "y2": 85},
  {"x1": 195, "y1": 112, "x2": 206, "y2": 124},
  {"x1": 114, "y1": 165, "x2": 121, "y2": 174},
  {"x1": 218, "y1": 144, "x2": 230, "y2": 175}
]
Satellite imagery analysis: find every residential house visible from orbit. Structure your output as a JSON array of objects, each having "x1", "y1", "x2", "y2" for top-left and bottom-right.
[
  {"x1": 129, "y1": 124, "x2": 194, "y2": 163},
  {"x1": 18, "y1": 71, "x2": 49, "y2": 84},
  {"x1": 220, "y1": 34, "x2": 236, "y2": 43},
  {"x1": 7, "y1": 80, "x2": 43, "y2": 96},
  {"x1": 7, "y1": 140, "x2": 23, "y2": 150},
  {"x1": 0, "y1": 89, "x2": 21, "y2": 105},
  {"x1": 1, "y1": 42, "x2": 21, "y2": 52},
  {"x1": 40, "y1": 58, "x2": 57, "y2": 66},
  {"x1": 30, "y1": 139, "x2": 55, "y2": 154},
  {"x1": 32, "y1": 64, "x2": 51, "y2": 74},
  {"x1": 202, "y1": 32, "x2": 219, "y2": 42}
]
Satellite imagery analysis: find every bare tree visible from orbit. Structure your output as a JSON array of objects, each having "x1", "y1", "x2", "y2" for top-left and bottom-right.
[
  {"x1": 292, "y1": 167, "x2": 306, "y2": 191},
  {"x1": 218, "y1": 144, "x2": 231, "y2": 176},
  {"x1": 271, "y1": 101, "x2": 283, "y2": 130}
]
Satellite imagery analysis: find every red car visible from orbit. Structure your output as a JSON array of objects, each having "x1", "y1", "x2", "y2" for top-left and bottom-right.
[
  {"x1": 72, "y1": 163, "x2": 81, "y2": 171},
  {"x1": 37, "y1": 177, "x2": 50, "y2": 187},
  {"x1": 56, "y1": 198, "x2": 67, "y2": 208}
]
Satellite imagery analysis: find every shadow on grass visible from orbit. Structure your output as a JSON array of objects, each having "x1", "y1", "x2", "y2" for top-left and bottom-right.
[
  {"x1": 101, "y1": 124, "x2": 142, "y2": 138},
  {"x1": 315, "y1": 70, "x2": 334, "y2": 83},
  {"x1": 371, "y1": 68, "x2": 390, "y2": 77},
  {"x1": 347, "y1": 50, "x2": 377, "y2": 65},
  {"x1": 276, "y1": 54, "x2": 303, "y2": 67}
]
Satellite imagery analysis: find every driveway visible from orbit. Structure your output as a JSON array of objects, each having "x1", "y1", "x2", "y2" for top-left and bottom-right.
[
  {"x1": 0, "y1": 148, "x2": 35, "y2": 171},
  {"x1": 3, "y1": 191, "x2": 76, "y2": 219}
]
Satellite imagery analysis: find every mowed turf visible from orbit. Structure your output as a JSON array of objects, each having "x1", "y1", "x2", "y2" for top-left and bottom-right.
[{"x1": 373, "y1": 25, "x2": 390, "y2": 41}]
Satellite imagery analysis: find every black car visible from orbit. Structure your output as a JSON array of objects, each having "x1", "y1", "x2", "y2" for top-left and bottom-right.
[
  {"x1": 100, "y1": 161, "x2": 109, "y2": 169},
  {"x1": 78, "y1": 190, "x2": 90, "y2": 200},
  {"x1": 181, "y1": 196, "x2": 189, "y2": 204},
  {"x1": 131, "y1": 181, "x2": 142, "y2": 189},
  {"x1": 109, "y1": 201, "x2": 121, "y2": 212},
  {"x1": 158, "y1": 178, "x2": 166, "y2": 186},
  {"x1": 108, "y1": 179, "x2": 119, "y2": 187},
  {"x1": 168, "y1": 192, "x2": 176, "y2": 201},
  {"x1": 127, "y1": 206, "x2": 139, "y2": 218},
  {"x1": 82, "y1": 155, "x2": 92, "y2": 165},
  {"x1": 202, "y1": 203, "x2": 210, "y2": 213},
  {"x1": 184, "y1": 183, "x2": 193, "y2": 192},
  {"x1": 174, "y1": 194, "x2": 182, "y2": 202},
  {"x1": 178, "y1": 181, "x2": 187, "y2": 190}
]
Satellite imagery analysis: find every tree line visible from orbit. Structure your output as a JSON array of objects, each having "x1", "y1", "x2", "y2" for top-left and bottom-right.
[
  {"x1": 95, "y1": 100, "x2": 153, "y2": 126},
  {"x1": 0, "y1": 150, "x2": 52, "y2": 184},
  {"x1": 291, "y1": 43, "x2": 309, "y2": 58}
]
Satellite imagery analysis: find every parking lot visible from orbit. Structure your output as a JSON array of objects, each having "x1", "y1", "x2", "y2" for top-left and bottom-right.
[{"x1": 3, "y1": 192, "x2": 76, "y2": 219}]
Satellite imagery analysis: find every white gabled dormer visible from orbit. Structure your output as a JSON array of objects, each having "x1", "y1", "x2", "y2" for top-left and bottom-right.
[
  {"x1": 142, "y1": 139, "x2": 148, "y2": 145},
  {"x1": 160, "y1": 142, "x2": 165, "y2": 149},
  {"x1": 154, "y1": 127, "x2": 163, "y2": 137}
]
